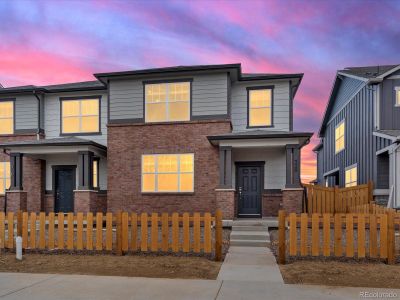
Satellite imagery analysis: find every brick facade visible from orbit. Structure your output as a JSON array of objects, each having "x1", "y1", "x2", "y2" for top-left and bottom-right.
[
  {"x1": 107, "y1": 120, "x2": 231, "y2": 214},
  {"x1": 262, "y1": 190, "x2": 282, "y2": 217},
  {"x1": 282, "y1": 188, "x2": 303, "y2": 213},
  {"x1": 6, "y1": 191, "x2": 27, "y2": 212},
  {"x1": 74, "y1": 190, "x2": 107, "y2": 213},
  {"x1": 215, "y1": 189, "x2": 235, "y2": 220}
]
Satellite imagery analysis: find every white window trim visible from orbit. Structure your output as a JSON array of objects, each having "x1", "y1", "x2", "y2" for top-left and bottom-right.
[
  {"x1": 335, "y1": 119, "x2": 345, "y2": 154},
  {"x1": 61, "y1": 98, "x2": 100, "y2": 134},
  {"x1": 395, "y1": 87, "x2": 400, "y2": 107},
  {"x1": 141, "y1": 153, "x2": 194, "y2": 193},
  {"x1": 0, "y1": 162, "x2": 10, "y2": 195},
  {"x1": 144, "y1": 82, "x2": 191, "y2": 123},
  {"x1": 345, "y1": 164, "x2": 358, "y2": 187}
]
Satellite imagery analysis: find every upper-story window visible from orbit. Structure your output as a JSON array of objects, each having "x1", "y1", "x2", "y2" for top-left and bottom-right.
[
  {"x1": 61, "y1": 97, "x2": 100, "y2": 134},
  {"x1": 247, "y1": 87, "x2": 273, "y2": 127},
  {"x1": 145, "y1": 81, "x2": 190, "y2": 123},
  {"x1": 335, "y1": 120, "x2": 345, "y2": 153},
  {"x1": 0, "y1": 101, "x2": 14, "y2": 135},
  {"x1": 395, "y1": 87, "x2": 400, "y2": 106},
  {"x1": 345, "y1": 165, "x2": 357, "y2": 187}
]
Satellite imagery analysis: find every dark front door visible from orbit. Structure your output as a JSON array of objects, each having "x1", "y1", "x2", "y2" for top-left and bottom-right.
[
  {"x1": 54, "y1": 166, "x2": 76, "y2": 213},
  {"x1": 236, "y1": 163, "x2": 263, "y2": 217}
]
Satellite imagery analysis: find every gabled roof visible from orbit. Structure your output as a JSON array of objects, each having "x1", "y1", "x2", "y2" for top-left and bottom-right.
[
  {"x1": 339, "y1": 65, "x2": 399, "y2": 80},
  {"x1": 319, "y1": 64, "x2": 400, "y2": 137}
]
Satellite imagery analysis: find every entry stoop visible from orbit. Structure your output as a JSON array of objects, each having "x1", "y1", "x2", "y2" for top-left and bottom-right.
[{"x1": 229, "y1": 220, "x2": 271, "y2": 247}]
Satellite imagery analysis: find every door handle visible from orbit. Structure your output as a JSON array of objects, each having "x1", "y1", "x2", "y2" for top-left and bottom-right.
[{"x1": 238, "y1": 187, "x2": 242, "y2": 199}]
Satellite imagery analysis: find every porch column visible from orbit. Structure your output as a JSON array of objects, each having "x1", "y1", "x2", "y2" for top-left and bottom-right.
[
  {"x1": 10, "y1": 153, "x2": 23, "y2": 190},
  {"x1": 77, "y1": 151, "x2": 94, "y2": 190},
  {"x1": 219, "y1": 146, "x2": 232, "y2": 188},
  {"x1": 285, "y1": 144, "x2": 301, "y2": 188}
]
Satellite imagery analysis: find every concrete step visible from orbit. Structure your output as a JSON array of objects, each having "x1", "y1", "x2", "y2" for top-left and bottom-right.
[
  {"x1": 230, "y1": 239, "x2": 270, "y2": 247},
  {"x1": 232, "y1": 225, "x2": 268, "y2": 232},
  {"x1": 232, "y1": 220, "x2": 270, "y2": 226},
  {"x1": 230, "y1": 231, "x2": 270, "y2": 241}
]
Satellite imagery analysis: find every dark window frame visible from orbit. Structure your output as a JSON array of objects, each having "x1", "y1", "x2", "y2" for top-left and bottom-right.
[
  {"x1": 59, "y1": 95, "x2": 102, "y2": 136},
  {"x1": 246, "y1": 85, "x2": 274, "y2": 129},
  {"x1": 142, "y1": 78, "x2": 193, "y2": 123},
  {"x1": 0, "y1": 98, "x2": 16, "y2": 135}
]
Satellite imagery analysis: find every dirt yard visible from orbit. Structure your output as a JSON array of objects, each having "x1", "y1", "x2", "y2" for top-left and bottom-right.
[
  {"x1": 0, "y1": 253, "x2": 221, "y2": 279},
  {"x1": 269, "y1": 229, "x2": 400, "y2": 288},
  {"x1": 279, "y1": 260, "x2": 400, "y2": 288}
]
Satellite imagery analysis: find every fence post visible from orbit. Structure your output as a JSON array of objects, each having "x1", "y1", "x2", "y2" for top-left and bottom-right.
[
  {"x1": 368, "y1": 180, "x2": 374, "y2": 204},
  {"x1": 387, "y1": 210, "x2": 395, "y2": 265},
  {"x1": 17, "y1": 210, "x2": 22, "y2": 237},
  {"x1": 215, "y1": 209, "x2": 222, "y2": 261},
  {"x1": 116, "y1": 211, "x2": 123, "y2": 256},
  {"x1": 278, "y1": 210, "x2": 286, "y2": 264}
]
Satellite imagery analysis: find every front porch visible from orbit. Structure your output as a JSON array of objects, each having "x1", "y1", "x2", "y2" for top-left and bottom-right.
[
  {"x1": 0, "y1": 137, "x2": 107, "y2": 213},
  {"x1": 208, "y1": 130, "x2": 312, "y2": 219}
]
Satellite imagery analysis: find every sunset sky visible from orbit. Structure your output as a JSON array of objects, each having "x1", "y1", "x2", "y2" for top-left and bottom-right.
[{"x1": 1, "y1": 0, "x2": 399, "y2": 182}]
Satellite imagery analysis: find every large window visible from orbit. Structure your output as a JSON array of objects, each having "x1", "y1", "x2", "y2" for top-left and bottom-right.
[
  {"x1": 142, "y1": 154, "x2": 194, "y2": 192},
  {"x1": 248, "y1": 87, "x2": 273, "y2": 127},
  {"x1": 0, "y1": 162, "x2": 10, "y2": 195},
  {"x1": 345, "y1": 165, "x2": 357, "y2": 187},
  {"x1": 61, "y1": 98, "x2": 100, "y2": 134},
  {"x1": 145, "y1": 82, "x2": 190, "y2": 122},
  {"x1": 335, "y1": 121, "x2": 345, "y2": 153},
  {"x1": 396, "y1": 88, "x2": 400, "y2": 106},
  {"x1": 0, "y1": 101, "x2": 14, "y2": 134}
]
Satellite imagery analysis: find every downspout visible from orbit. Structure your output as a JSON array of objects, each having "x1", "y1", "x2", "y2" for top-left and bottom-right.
[
  {"x1": 33, "y1": 91, "x2": 42, "y2": 140},
  {"x1": 389, "y1": 140, "x2": 400, "y2": 208},
  {"x1": 2, "y1": 149, "x2": 10, "y2": 213}
]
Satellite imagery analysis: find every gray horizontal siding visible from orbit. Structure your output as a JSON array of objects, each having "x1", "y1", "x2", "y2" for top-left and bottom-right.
[
  {"x1": 15, "y1": 95, "x2": 38, "y2": 130},
  {"x1": 231, "y1": 80, "x2": 290, "y2": 132},
  {"x1": 322, "y1": 85, "x2": 375, "y2": 187},
  {"x1": 109, "y1": 73, "x2": 228, "y2": 120},
  {"x1": 330, "y1": 77, "x2": 365, "y2": 118},
  {"x1": 44, "y1": 91, "x2": 108, "y2": 146}
]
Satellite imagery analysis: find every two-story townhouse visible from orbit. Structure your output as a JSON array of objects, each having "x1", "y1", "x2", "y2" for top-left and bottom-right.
[
  {"x1": 314, "y1": 64, "x2": 400, "y2": 208},
  {"x1": 0, "y1": 64, "x2": 312, "y2": 219}
]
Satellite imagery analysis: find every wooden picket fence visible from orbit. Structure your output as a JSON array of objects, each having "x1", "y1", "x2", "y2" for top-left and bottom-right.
[
  {"x1": 0, "y1": 210, "x2": 223, "y2": 261},
  {"x1": 278, "y1": 210, "x2": 397, "y2": 265},
  {"x1": 303, "y1": 181, "x2": 373, "y2": 214},
  {"x1": 347, "y1": 201, "x2": 396, "y2": 214}
]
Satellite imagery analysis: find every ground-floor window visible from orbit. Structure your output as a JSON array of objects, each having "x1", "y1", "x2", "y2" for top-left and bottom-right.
[
  {"x1": 92, "y1": 158, "x2": 99, "y2": 189},
  {"x1": 141, "y1": 154, "x2": 194, "y2": 192},
  {"x1": 345, "y1": 165, "x2": 357, "y2": 187},
  {"x1": 0, "y1": 162, "x2": 10, "y2": 194}
]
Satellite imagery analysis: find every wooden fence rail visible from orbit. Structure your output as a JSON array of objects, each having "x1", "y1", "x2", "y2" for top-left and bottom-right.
[
  {"x1": 0, "y1": 210, "x2": 223, "y2": 261},
  {"x1": 304, "y1": 181, "x2": 373, "y2": 214},
  {"x1": 278, "y1": 210, "x2": 397, "y2": 265},
  {"x1": 347, "y1": 202, "x2": 396, "y2": 214}
]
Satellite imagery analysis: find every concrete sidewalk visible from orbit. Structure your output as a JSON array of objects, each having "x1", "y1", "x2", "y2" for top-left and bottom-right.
[{"x1": 0, "y1": 272, "x2": 399, "y2": 300}]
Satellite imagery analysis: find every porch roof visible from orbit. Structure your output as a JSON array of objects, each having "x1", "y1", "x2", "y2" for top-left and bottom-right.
[
  {"x1": 207, "y1": 130, "x2": 313, "y2": 147},
  {"x1": 0, "y1": 137, "x2": 107, "y2": 156}
]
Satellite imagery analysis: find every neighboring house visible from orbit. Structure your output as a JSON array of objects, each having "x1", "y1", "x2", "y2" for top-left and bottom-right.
[
  {"x1": 314, "y1": 64, "x2": 400, "y2": 207},
  {"x1": 0, "y1": 64, "x2": 312, "y2": 219}
]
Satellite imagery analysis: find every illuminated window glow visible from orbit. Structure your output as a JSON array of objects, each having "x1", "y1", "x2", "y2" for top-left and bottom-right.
[
  {"x1": 248, "y1": 89, "x2": 272, "y2": 127},
  {"x1": 396, "y1": 89, "x2": 400, "y2": 106},
  {"x1": 345, "y1": 166, "x2": 357, "y2": 187},
  {"x1": 0, "y1": 162, "x2": 10, "y2": 194},
  {"x1": 62, "y1": 99, "x2": 99, "y2": 133},
  {"x1": 0, "y1": 101, "x2": 14, "y2": 134},
  {"x1": 335, "y1": 121, "x2": 345, "y2": 153},
  {"x1": 145, "y1": 82, "x2": 190, "y2": 122},
  {"x1": 93, "y1": 159, "x2": 99, "y2": 188},
  {"x1": 142, "y1": 154, "x2": 194, "y2": 192}
]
